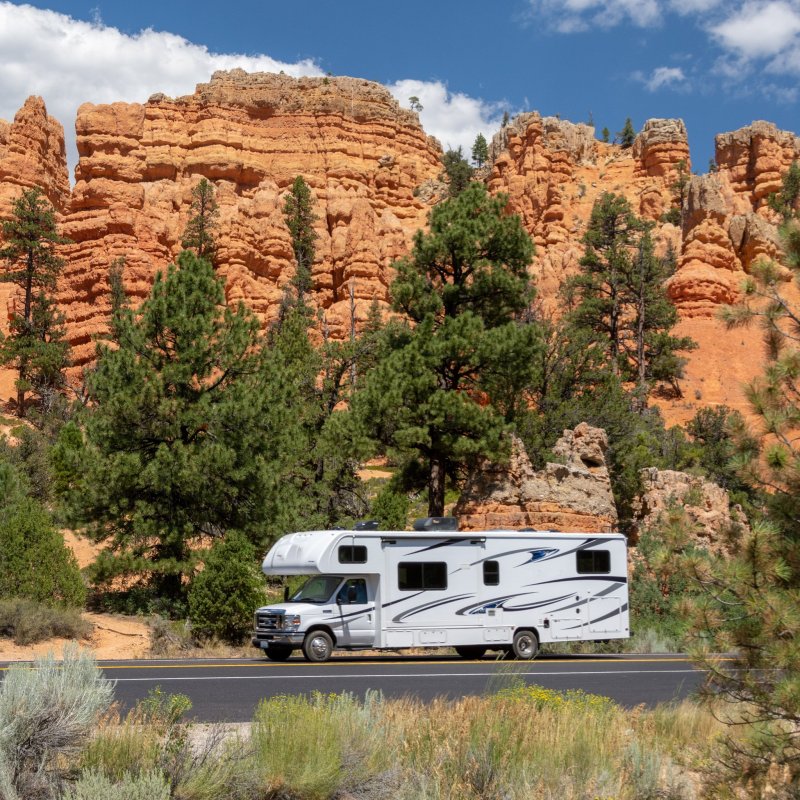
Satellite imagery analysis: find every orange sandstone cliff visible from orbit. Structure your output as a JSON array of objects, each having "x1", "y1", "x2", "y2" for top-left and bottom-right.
[
  {"x1": 1, "y1": 73, "x2": 799, "y2": 427},
  {"x1": 58, "y1": 71, "x2": 443, "y2": 365},
  {"x1": 0, "y1": 96, "x2": 69, "y2": 401}
]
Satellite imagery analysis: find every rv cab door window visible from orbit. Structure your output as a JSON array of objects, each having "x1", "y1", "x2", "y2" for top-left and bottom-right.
[{"x1": 337, "y1": 579, "x2": 368, "y2": 604}]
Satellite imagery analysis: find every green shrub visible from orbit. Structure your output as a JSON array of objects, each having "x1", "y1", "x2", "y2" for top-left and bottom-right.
[
  {"x1": 0, "y1": 495, "x2": 85, "y2": 607},
  {"x1": 64, "y1": 769, "x2": 170, "y2": 800},
  {"x1": 660, "y1": 207, "x2": 682, "y2": 226},
  {"x1": 0, "y1": 598, "x2": 91, "y2": 645},
  {"x1": 252, "y1": 691, "x2": 388, "y2": 799},
  {"x1": 188, "y1": 531, "x2": 264, "y2": 643},
  {"x1": 371, "y1": 483, "x2": 410, "y2": 530},
  {"x1": 81, "y1": 688, "x2": 248, "y2": 800},
  {"x1": 0, "y1": 645, "x2": 113, "y2": 800}
]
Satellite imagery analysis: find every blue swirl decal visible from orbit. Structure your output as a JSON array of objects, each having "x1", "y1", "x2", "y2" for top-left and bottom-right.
[{"x1": 523, "y1": 548, "x2": 559, "y2": 564}]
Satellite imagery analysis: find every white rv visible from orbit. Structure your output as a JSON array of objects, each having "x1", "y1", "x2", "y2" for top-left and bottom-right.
[{"x1": 251, "y1": 521, "x2": 629, "y2": 662}]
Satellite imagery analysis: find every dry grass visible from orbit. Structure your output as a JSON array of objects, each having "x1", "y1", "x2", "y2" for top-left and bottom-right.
[{"x1": 72, "y1": 682, "x2": 734, "y2": 799}]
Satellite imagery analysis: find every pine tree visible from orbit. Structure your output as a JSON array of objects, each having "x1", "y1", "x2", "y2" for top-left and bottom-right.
[
  {"x1": 767, "y1": 160, "x2": 800, "y2": 222},
  {"x1": 63, "y1": 251, "x2": 296, "y2": 603},
  {"x1": 625, "y1": 230, "x2": 696, "y2": 399},
  {"x1": 471, "y1": 133, "x2": 489, "y2": 168},
  {"x1": 181, "y1": 178, "x2": 219, "y2": 264},
  {"x1": 601, "y1": 127, "x2": 610, "y2": 143},
  {"x1": 188, "y1": 531, "x2": 265, "y2": 643},
  {"x1": 669, "y1": 159, "x2": 690, "y2": 214},
  {"x1": 617, "y1": 117, "x2": 636, "y2": 148},
  {"x1": 684, "y1": 170, "x2": 800, "y2": 788},
  {"x1": 441, "y1": 148, "x2": 474, "y2": 197},
  {"x1": 565, "y1": 193, "x2": 642, "y2": 377},
  {"x1": 264, "y1": 305, "x2": 374, "y2": 531},
  {"x1": 356, "y1": 183, "x2": 537, "y2": 516},
  {"x1": 283, "y1": 176, "x2": 318, "y2": 305},
  {"x1": 0, "y1": 187, "x2": 69, "y2": 417},
  {"x1": 564, "y1": 193, "x2": 694, "y2": 399}
]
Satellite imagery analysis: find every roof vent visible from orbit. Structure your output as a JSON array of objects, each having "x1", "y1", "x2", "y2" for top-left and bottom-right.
[
  {"x1": 353, "y1": 519, "x2": 380, "y2": 531},
  {"x1": 413, "y1": 517, "x2": 459, "y2": 532}
]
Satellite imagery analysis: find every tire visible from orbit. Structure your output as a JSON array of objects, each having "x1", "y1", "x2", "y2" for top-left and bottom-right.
[
  {"x1": 455, "y1": 646, "x2": 487, "y2": 659},
  {"x1": 510, "y1": 629, "x2": 539, "y2": 660},
  {"x1": 302, "y1": 630, "x2": 334, "y2": 663},
  {"x1": 265, "y1": 644, "x2": 293, "y2": 662}
]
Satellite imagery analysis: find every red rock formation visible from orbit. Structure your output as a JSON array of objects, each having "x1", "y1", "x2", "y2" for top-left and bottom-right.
[
  {"x1": 2, "y1": 80, "x2": 800, "y2": 431},
  {"x1": 486, "y1": 113, "x2": 687, "y2": 303},
  {"x1": 58, "y1": 71, "x2": 443, "y2": 365},
  {"x1": 0, "y1": 97, "x2": 70, "y2": 346},
  {"x1": 455, "y1": 424, "x2": 618, "y2": 533},
  {"x1": 715, "y1": 121, "x2": 800, "y2": 210},
  {"x1": 632, "y1": 467, "x2": 749, "y2": 553},
  {"x1": 0, "y1": 96, "x2": 70, "y2": 215}
]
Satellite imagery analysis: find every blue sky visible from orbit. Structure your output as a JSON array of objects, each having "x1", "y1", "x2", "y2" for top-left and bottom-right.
[{"x1": 1, "y1": 0, "x2": 799, "y2": 176}]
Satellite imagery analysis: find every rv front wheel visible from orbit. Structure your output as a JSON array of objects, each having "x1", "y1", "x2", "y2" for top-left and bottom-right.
[
  {"x1": 303, "y1": 630, "x2": 334, "y2": 663},
  {"x1": 511, "y1": 629, "x2": 539, "y2": 660},
  {"x1": 265, "y1": 645, "x2": 293, "y2": 662}
]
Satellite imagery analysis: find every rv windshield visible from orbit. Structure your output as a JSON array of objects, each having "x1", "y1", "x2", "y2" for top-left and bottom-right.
[{"x1": 290, "y1": 575, "x2": 343, "y2": 604}]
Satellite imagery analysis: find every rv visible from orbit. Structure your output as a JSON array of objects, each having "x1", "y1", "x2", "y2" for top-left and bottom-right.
[{"x1": 251, "y1": 519, "x2": 629, "y2": 662}]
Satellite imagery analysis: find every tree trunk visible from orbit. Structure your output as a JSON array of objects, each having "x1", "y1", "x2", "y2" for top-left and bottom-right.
[{"x1": 428, "y1": 455, "x2": 446, "y2": 517}]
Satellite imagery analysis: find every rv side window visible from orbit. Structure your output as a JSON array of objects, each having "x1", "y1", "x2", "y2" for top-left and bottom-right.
[
  {"x1": 398, "y1": 562, "x2": 447, "y2": 591},
  {"x1": 576, "y1": 550, "x2": 611, "y2": 574},
  {"x1": 483, "y1": 560, "x2": 499, "y2": 586},
  {"x1": 338, "y1": 545, "x2": 368, "y2": 564}
]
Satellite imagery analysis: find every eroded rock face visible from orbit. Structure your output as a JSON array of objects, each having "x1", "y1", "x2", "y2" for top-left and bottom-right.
[
  {"x1": 668, "y1": 122, "x2": 800, "y2": 318},
  {"x1": 0, "y1": 96, "x2": 69, "y2": 214},
  {"x1": 57, "y1": 71, "x2": 443, "y2": 365},
  {"x1": 633, "y1": 118, "x2": 690, "y2": 179},
  {"x1": 0, "y1": 97, "x2": 70, "y2": 337},
  {"x1": 632, "y1": 468, "x2": 749, "y2": 553},
  {"x1": 487, "y1": 114, "x2": 686, "y2": 302},
  {"x1": 455, "y1": 424, "x2": 618, "y2": 532}
]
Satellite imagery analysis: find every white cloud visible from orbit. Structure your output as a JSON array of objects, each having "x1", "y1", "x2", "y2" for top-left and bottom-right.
[
  {"x1": 0, "y1": 2, "x2": 508, "y2": 179},
  {"x1": 642, "y1": 65, "x2": 689, "y2": 90},
  {"x1": 527, "y1": 0, "x2": 800, "y2": 94},
  {"x1": 388, "y1": 79, "x2": 505, "y2": 158},
  {"x1": 668, "y1": 0, "x2": 723, "y2": 14},
  {"x1": 0, "y1": 2, "x2": 323, "y2": 175},
  {"x1": 710, "y1": 1, "x2": 800, "y2": 59},
  {"x1": 529, "y1": 0, "x2": 662, "y2": 30}
]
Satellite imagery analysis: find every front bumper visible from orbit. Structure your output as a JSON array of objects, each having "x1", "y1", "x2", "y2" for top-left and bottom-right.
[{"x1": 251, "y1": 631, "x2": 305, "y2": 650}]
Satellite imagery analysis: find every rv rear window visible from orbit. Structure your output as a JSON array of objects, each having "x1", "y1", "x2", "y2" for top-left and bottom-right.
[
  {"x1": 338, "y1": 545, "x2": 368, "y2": 564},
  {"x1": 483, "y1": 560, "x2": 500, "y2": 586},
  {"x1": 398, "y1": 562, "x2": 447, "y2": 590},
  {"x1": 576, "y1": 550, "x2": 611, "y2": 574}
]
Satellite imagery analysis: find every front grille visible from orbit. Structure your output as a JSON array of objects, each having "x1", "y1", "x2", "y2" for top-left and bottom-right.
[{"x1": 256, "y1": 613, "x2": 283, "y2": 631}]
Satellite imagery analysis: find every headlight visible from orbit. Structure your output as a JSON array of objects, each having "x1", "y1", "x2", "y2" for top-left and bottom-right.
[{"x1": 284, "y1": 615, "x2": 301, "y2": 629}]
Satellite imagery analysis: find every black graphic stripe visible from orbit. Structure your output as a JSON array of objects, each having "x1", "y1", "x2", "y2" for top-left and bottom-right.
[{"x1": 391, "y1": 593, "x2": 474, "y2": 623}]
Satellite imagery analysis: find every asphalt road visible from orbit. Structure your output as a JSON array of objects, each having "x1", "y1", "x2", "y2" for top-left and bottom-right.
[{"x1": 21, "y1": 653, "x2": 713, "y2": 722}]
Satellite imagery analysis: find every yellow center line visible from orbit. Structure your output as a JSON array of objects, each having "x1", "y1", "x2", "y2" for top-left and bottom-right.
[{"x1": 0, "y1": 656, "x2": 734, "y2": 671}]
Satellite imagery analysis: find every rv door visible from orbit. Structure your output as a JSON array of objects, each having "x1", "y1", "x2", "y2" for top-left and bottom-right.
[{"x1": 335, "y1": 578, "x2": 374, "y2": 646}]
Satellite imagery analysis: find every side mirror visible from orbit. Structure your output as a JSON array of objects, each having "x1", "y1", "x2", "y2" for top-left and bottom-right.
[{"x1": 283, "y1": 586, "x2": 289, "y2": 602}]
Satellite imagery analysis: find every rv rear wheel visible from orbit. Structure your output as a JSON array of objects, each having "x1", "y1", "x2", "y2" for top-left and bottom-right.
[
  {"x1": 455, "y1": 646, "x2": 487, "y2": 659},
  {"x1": 265, "y1": 645, "x2": 293, "y2": 662},
  {"x1": 302, "y1": 630, "x2": 334, "y2": 663},
  {"x1": 510, "y1": 629, "x2": 539, "y2": 660}
]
